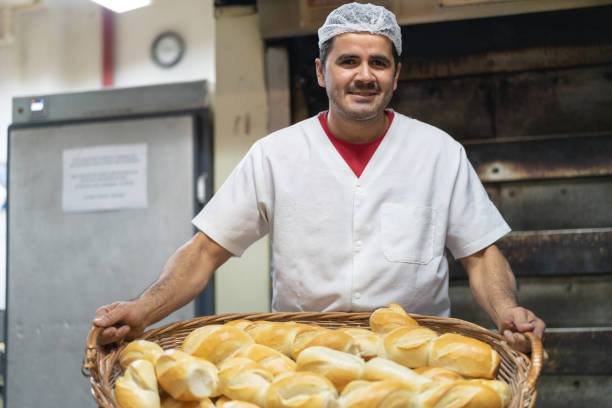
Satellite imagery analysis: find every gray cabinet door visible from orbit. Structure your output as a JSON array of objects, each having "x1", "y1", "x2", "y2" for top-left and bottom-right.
[{"x1": 6, "y1": 114, "x2": 198, "y2": 407}]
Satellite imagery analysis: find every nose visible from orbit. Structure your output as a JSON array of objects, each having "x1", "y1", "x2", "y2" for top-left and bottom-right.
[{"x1": 355, "y1": 61, "x2": 375, "y2": 82}]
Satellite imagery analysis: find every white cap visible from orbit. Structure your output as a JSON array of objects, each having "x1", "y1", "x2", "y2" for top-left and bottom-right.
[{"x1": 317, "y1": 2, "x2": 402, "y2": 56}]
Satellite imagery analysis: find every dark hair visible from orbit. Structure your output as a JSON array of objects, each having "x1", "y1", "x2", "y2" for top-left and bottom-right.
[{"x1": 319, "y1": 37, "x2": 400, "y2": 71}]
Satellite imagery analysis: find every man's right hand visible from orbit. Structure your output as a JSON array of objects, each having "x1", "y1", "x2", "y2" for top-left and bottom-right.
[{"x1": 93, "y1": 301, "x2": 149, "y2": 345}]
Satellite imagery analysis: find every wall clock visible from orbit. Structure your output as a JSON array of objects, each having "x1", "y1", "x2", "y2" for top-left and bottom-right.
[{"x1": 151, "y1": 31, "x2": 185, "y2": 68}]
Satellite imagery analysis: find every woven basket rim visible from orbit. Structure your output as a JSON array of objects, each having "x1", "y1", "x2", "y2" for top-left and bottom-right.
[{"x1": 83, "y1": 311, "x2": 542, "y2": 408}]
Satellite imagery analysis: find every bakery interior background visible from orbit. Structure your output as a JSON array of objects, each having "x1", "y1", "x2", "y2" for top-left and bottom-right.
[{"x1": 0, "y1": 0, "x2": 610, "y2": 407}]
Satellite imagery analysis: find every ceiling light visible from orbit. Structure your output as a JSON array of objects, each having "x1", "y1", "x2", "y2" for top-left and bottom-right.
[{"x1": 90, "y1": 0, "x2": 151, "y2": 13}]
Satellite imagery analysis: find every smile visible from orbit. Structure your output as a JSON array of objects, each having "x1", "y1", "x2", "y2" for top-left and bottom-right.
[{"x1": 348, "y1": 91, "x2": 378, "y2": 97}]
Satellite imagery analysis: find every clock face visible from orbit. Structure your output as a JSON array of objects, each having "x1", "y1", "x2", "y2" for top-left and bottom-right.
[{"x1": 151, "y1": 32, "x2": 185, "y2": 68}]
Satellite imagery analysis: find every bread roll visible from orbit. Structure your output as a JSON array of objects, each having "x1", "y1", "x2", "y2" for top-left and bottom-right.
[
  {"x1": 292, "y1": 328, "x2": 359, "y2": 359},
  {"x1": 337, "y1": 380, "x2": 417, "y2": 408},
  {"x1": 337, "y1": 328, "x2": 380, "y2": 360},
  {"x1": 379, "y1": 326, "x2": 438, "y2": 368},
  {"x1": 245, "y1": 321, "x2": 314, "y2": 357},
  {"x1": 418, "y1": 380, "x2": 504, "y2": 408},
  {"x1": 265, "y1": 371, "x2": 339, "y2": 408},
  {"x1": 224, "y1": 319, "x2": 254, "y2": 331},
  {"x1": 119, "y1": 339, "x2": 164, "y2": 370},
  {"x1": 363, "y1": 357, "x2": 432, "y2": 392},
  {"x1": 218, "y1": 357, "x2": 273, "y2": 406},
  {"x1": 160, "y1": 397, "x2": 215, "y2": 408},
  {"x1": 115, "y1": 360, "x2": 160, "y2": 408},
  {"x1": 182, "y1": 325, "x2": 254, "y2": 364},
  {"x1": 156, "y1": 349, "x2": 220, "y2": 401},
  {"x1": 215, "y1": 396, "x2": 262, "y2": 408},
  {"x1": 428, "y1": 333, "x2": 500, "y2": 379},
  {"x1": 296, "y1": 346, "x2": 365, "y2": 392},
  {"x1": 413, "y1": 366, "x2": 464, "y2": 383},
  {"x1": 369, "y1": 303, "x2": 418, "y2": 334},
  {"x1": 468, "y1": 380, "x2": 512, "y2": 408},
  {"x1": 231, "y1": 343, "x2": 296, "y2": 377}
]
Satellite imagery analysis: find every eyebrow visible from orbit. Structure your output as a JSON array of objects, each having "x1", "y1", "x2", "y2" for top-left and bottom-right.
[
  {"x1": 335, "y1": 53, "x2": 360, "y2": 61},
  {"x1": 335, "y1": 53, "x2": 391, "y2": 63}
]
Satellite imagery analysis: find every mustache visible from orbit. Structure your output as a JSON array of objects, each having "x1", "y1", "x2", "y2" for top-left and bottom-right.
[{"x1": 346, "y1": 82, "x2": 380, "y2": 92}]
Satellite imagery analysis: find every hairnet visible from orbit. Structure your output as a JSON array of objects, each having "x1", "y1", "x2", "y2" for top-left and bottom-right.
[{"x1": 317, "y1": 2, "x2": 402, "y2": 56}]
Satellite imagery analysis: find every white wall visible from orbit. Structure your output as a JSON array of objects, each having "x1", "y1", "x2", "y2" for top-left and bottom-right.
[
  {"x1": 113, "y1": 0, "x2": 215, "y2": 88},
  {"x1": 214, "y1": 6, "x2": 270, "y2": 313}
]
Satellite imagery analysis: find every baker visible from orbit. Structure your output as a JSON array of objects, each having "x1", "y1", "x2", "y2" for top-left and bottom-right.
[{"x1": 94, "y1": 2, "x2": 545, "y2": 352}]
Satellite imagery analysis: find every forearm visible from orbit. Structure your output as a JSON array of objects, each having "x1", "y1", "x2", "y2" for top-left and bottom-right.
[
  {"x1": 137, "y1": 231, "x2": 231, "y2": 326},
  {"x1": 460, "y1": 245, "x2": 518, "y2": 329}
]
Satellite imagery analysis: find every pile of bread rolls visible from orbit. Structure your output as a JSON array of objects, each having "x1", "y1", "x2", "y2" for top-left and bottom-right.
[{"x1": 114, "y1": 303, "x2": 511, "y2": 408}]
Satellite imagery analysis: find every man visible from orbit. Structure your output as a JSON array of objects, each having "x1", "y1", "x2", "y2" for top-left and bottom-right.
[{"x1": 94, "y1": 3, "x2": 545, "y2": 352}]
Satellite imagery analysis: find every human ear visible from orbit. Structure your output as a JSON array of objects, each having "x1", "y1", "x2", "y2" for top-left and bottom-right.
[
  {"x1": 393, "y1": 62, "x2": 402, "y2": 91},
  {"x1": 315, "y1": 58, "x2": 326, "y2": 88}
]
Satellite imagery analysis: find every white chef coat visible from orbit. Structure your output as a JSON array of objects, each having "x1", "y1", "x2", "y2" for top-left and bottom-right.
[{"x1": 192, "y1": 111, "x2": 511, "y2": 316}]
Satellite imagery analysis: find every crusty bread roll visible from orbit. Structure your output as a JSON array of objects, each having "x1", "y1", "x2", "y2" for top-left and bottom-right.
[
  {"x1": 231, "y1": 343, "x2": 296, "y2": 377},
  {"x1": 468, "y1": 380, "x2": 512, "y2": 408},
  {"x1": 115, "y1": 359, "x2": 160, "y2": 408},
  {"x1": 182, "y1": 325, "x2": 254, "y2": 364},
  {"x1": 337, "y1": 328, "x2": 380, "y2": 360},
  {"x1": 215, "y1": 396, "x2": 262, "y2": 408},
  {"x1": 413, "y1": 366, "x2": 464, "y2": 383},
  {"x1": 363, "y1": 357, "x2": 432, "y2": 392},
  {"x1": 224, "y1": 319, "x2": 254, "y2": 331},
  {"x1": 119, "y1": 339, "x2": 164, "y2": 370},
  {"x1": 428, "y1": 333, "x2": 500, "y2": 379},
  {"x1": 337, "y1": 380, "x2": 417, "y2": 408},
  {"x1": 218, "y1": 357, "x2": 273, "y2": 406},
  {"x1": 245, "y1": 321, "x2": 315, "y2": 357},
  {"x1": 265, "y1": 371, "x2": 339, "y2": 408},
  {"x1": 160, "y1": 397, "x2": 215, "y2": 408},
  {"x1": 292, "y1": 328, "x2": 359, "y2": 359},
  {"x1": 369, "y1": 303, "x2": 418, "y2": 334},
  {"x1": 296, "y1": 346, "x2": 365, "y2": 392},
  {"x1": 419, "y1": 380, "x2": 505, "y2": 408},
  {"x1": 379, "y1": 326, "x2": 438, "y2": 368},
  {"x1": 155, "y1": 349, "x2": 220, "y2": 401}
]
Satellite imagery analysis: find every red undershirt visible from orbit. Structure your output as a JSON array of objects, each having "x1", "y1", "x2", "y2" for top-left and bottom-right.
[{"x1": 318, "y1": 110, "x2": 394, "y2": 178}]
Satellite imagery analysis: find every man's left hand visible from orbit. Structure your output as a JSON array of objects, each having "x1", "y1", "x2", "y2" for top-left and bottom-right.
[{"x1": 498, "y1": 306, "x2": 546, "y2": 353}]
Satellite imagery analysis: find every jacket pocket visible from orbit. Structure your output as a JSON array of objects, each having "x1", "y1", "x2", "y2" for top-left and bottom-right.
[{"x1": 381, "y1": 203, "x2": 435, "y2": 264}]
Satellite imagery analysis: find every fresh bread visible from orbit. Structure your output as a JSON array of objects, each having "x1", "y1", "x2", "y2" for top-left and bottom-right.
[
  {"x1": 230, "y1": 343, "x2": 296, "y2": 377},
  {"x1": 218, "y1": 357, "x2": 273, "y2": 406},
  {"x1": 155, "y1": 349, "x2": 220, "y2": 401},
  {"x1": 468, "y1": 380, "x2": 512, "y2": 408},
  {"x1": 363, "y1": 357, "x2": 432, "y2": 392},
  {"x1": 160, "y1": 397, "x2": 215, "y2": 408},
  {"x1": 337, "y1": 328, "x2": 380, "y2": 360},
  {"x1": 245, "y1": 321, "x2": 315, "y2": 357},
  {"x1": 428, "y1": 333, "x2": 500, "y2": 379},
  {"x1": 182, "y1": 325, "x2": 254, "y2": 365},
  {"x1": 115, "y1": 360, "x2": 160, "y2": 408},
  {"x1": 418, "y1": 380, "x2": 505, "y2": 408},
  {"x1": 379, "y1": 326, "x2": 438, "y2": 368},
  {"x1": 224, "y1": 319, "x2": 254, "y2": 331},
  {"x1": 119, "y1": 339, "x2": 164, "y2": 370},
  {"x1": 369, "y1": 303, "x2": 418, "y2": 334},
  {"x1": 292, "y1": 328, "x2": 359, "y2": 359},
  {"x1": 295, "y1": 346, "x2": 365, "y2": 392},
  {"x1": 265, "y1": 371, "x2": 339, "y2": 408},
  {"x1": 413, "y1": 366, "x2": 464, "y2": 383},
  {"x1": 215, "y1": 396, "x2": 263, "y2": 408},
  {"x1": 337, "y1": 380, "x2": 417, "y2": 408}
]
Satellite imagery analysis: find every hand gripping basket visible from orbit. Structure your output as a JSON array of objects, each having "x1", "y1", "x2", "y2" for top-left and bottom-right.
[{"x1": 82, "y1": 312, "x2": 543, "y2": 408}]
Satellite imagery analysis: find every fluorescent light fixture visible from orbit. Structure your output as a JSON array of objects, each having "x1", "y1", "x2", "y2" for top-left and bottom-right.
[{"x1": 90, "y1": 0, "x2": 152, "y2": 13}]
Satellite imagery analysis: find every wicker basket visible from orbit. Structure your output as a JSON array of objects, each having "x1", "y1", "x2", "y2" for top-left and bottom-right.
[{"x1": 82, "y1": 312, "x2": 543, "y2": 408}]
